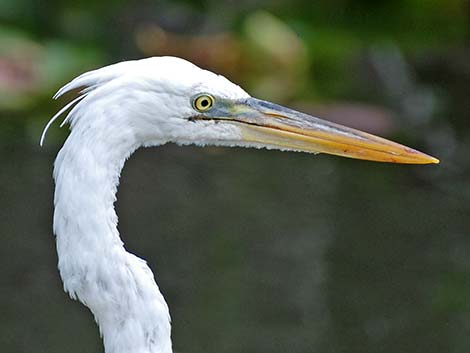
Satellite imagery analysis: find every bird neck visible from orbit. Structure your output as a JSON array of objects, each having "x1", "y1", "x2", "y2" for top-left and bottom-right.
[{"x1": 53, "y1": 130, "x2": 172, "y2": 353}]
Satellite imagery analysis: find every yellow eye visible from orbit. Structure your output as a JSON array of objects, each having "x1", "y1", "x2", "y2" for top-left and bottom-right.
[{"x1": 193, "y1": 94, "x2": 214, "y2": 112}]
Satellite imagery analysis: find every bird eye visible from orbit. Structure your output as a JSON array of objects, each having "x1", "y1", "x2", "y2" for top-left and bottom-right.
[{"x1": 193, "y1": 94, "x2": 214, "y2": 112}]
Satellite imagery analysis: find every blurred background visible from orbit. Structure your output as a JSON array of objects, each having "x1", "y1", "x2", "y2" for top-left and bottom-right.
[{"x1": 1, "y1": 0, "x2": 469, "y2": 352}]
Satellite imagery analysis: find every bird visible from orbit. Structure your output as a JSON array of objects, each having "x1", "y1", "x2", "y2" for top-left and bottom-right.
[{"x1": 41, "y1": 56, "x2": 438, "y2": 353}]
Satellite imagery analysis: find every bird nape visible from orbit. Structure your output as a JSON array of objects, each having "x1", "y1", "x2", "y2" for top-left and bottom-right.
[{"x1": 42, "y1": 56, "x2": 438, "y2": 353}]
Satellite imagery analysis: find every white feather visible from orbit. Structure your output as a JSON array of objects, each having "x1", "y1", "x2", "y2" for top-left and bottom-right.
[
  {"x1": 40, "y1": 94, "x2": 86, "y2": 146},
  {"x1": 49, "y1": 57, "x2": 251, "y2": 353}
]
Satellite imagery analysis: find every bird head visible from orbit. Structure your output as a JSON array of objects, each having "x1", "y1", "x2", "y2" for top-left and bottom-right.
[{"x1": 42, "y1": 56, "x2": 438, "y2": 164}]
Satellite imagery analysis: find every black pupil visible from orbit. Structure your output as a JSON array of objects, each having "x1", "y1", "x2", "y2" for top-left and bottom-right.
[{"x1": 201, "y1": 99, "x2": 209, "y2": 107}]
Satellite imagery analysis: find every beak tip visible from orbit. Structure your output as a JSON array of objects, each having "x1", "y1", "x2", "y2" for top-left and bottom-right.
[{"x1": 414, "y1": 154, "x2": 439, "y2": 165}]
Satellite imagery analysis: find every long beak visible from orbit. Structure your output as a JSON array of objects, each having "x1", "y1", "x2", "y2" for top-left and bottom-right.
[{"x1": 225, "y1": 98, "x2": 439, "y2": 164}]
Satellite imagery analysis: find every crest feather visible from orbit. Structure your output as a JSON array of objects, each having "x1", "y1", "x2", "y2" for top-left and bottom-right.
[{"x1": 40, "y1": 60, "x2": 140, "y2": 146}]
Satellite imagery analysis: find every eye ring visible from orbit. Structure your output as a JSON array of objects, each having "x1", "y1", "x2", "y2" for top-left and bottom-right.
[{"x1": 193, "y1": 94, "x2": 214, "y2": 112}]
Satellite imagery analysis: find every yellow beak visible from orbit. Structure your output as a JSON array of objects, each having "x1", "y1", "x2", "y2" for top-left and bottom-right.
[{"x1": 228, "y1": 98, "x2": 439, "y2": 164}]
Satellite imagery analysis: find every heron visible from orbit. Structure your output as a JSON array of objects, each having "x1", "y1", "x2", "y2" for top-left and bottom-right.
[{"x1": 41, "y1": 56, "x2": 438, "y2": 353}]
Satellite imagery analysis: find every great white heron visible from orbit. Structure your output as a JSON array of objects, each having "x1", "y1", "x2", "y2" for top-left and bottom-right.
[{"x1": 41, "y1": 56, "x2": 438, "y2": 353}]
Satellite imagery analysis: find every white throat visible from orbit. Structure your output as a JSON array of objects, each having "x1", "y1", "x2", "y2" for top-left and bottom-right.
[{"x1": 53, "y1": 124, "x2": 172, "y2": 353}]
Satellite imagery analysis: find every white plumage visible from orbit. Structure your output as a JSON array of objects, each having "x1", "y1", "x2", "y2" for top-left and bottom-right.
[
  {"x1": 44, "y1": 56, "x2": 437, "y2": 353},
  {"x1": 48, "y1": 57, "x2": 253, "y2": 353}
]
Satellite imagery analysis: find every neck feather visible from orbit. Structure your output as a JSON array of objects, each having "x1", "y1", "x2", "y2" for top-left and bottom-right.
[{"x1": 53, "y1": 126, "x2": 172, "y2": 353}]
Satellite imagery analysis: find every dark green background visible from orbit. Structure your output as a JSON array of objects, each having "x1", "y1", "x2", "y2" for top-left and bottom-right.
[{"x1": 1, "y1": 0, "x2": 469, "y2": 352}]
